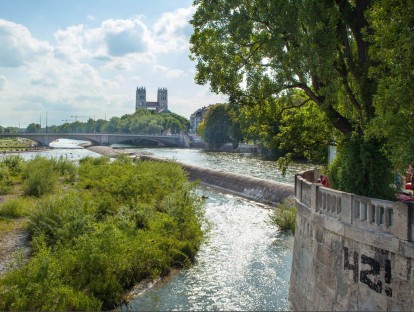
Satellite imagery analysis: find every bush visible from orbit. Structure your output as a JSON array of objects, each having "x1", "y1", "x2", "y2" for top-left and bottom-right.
[
  {"x1": 0, "y1": 158, "x2": 205, "y2": 310},
  {"x1": 0, "y1": 198, "x2": 33, "y2": 219},
  {"x1": 53, "y1": 156, "x2": 77, "y2": 183},
  {"x1": 0, "y1": 235, "x2": 102, "y2": 311},
  {"x1": 270, "y1": 198, "x2": 296, "y2": 234},
  {"x1": 22, "y1": 156, "x2": 57, "y2": 197},
  {"x1": 2, "y1": 155, "x2": 24, "y2": 175},
  {"x1": 329, "y1": 136, "x2": 396, "y2": 200},
  {"x1": 28, "y1": 192, "x2": 96, "y2": 246},
  {"x1": 0, "y1": 165, "x2": 12, "y2": 195}
]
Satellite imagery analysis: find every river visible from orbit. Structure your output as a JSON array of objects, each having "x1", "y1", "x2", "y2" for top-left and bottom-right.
[{"x1": 5, "y1": 140, "x2": 314, "y2": 311}]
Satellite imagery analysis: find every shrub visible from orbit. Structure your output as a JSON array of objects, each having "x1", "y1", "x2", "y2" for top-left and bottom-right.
[
  {"x1": 271, "y1": 198, "x2": 297, "y2": 234},
  {"x1": 2, "y1": 155, "x2": 24, "y2": 175},
  {"x1": 329, "y1": 136, "x2": 396, "y2": 200},
  {"x1": 22, "y1": 156, "x2": 57, "y2": 197},
  {"x1": 53, "y1": 156, "x2": 77, "y2": 183},
  {"x1": 0, "y1": 235, "x2": 102, "y2": 311},
  {"x1": 0, "y1": 198, "x2": 33, "y2": 219},
  {"x1": 0, "y1": 157, "x2": 205, "y2": 311},
  {"x1": 28, "y1": 192, "x2": 96, "y2": 246},
  {"x1": 0, "y1": 165, "x2": 12, "y2": 195}
]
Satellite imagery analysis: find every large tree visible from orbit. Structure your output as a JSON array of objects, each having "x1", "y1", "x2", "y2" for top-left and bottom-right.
[
  {"x1": 190, "y1": 0, "x2": 411, "y2": 199},
  {"x1": 202, "y1": 103, "x2": 233, "y2": 149},
  {"x1": 367, "y1": 0, "x2": 414, "y2": 170}
]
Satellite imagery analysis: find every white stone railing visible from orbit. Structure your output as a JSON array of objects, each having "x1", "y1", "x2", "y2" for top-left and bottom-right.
[{"x1": 295, "y1": 170, "x2": 413, "y2": 241}]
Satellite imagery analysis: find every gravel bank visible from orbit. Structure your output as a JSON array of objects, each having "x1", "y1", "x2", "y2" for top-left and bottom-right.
[{"x1": 86, "y1": 146, "x2": 125, "y2": 157}]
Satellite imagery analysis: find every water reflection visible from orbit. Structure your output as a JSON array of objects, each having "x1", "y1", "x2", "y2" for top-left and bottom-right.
[
  {"x1": 125, "y1": 187, "x2": 293, "y2": 311},
  {"x1": 124, "y1": 147, "x2": 313, "y2": 185},
  {"x1": 0, "y1": 139, "x2": 99, "y2": 161}
]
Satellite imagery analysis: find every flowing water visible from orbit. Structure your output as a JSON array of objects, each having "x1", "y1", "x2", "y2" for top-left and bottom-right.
[
  {"x1": 124, "y1": 187, "x2": 293, "y2": 311},
  {"x1": 4, "y1": 141, "x2": 313, "y2": 311},
  {"x1": 122, "y1": 147, "x2": 311, "y2": 184}
]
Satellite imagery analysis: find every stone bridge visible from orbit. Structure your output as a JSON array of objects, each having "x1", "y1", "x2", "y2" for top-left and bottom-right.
[{"x1": 0, "y1": 133, "x2": 190, "y2": 147}]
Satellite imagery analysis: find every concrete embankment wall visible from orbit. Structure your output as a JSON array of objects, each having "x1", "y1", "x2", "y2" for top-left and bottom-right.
[
  {"x1": 139, "y1": 155, "x2": 293, "y2": 205},
  {"x1": 289, "y1": 171, "x2": 414, "y2": 311}
]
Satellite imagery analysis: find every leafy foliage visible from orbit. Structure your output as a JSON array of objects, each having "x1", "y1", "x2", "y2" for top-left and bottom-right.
[
  {"x1": 202, "y1": 104, "x2": 233, "y2": 149},
  {"x1": 190, "y1": 0, "x2": 411, "y2": 197},
  {"x1": 22, "y1": 156, "x2": 58, "y2": 197},
  {"x1": 270, "y1": 198, "x2": 296, "y2": 234},
  {"x1": 366, "y1": 0, "x2": 414, "y2": 171},
  {"x1": 329, "y1": 136, "x2": 396, "y2": 200},
  {"x1": 31, "y1": 110, "x2": 190, "y2": 135},
  {"x1": 0, "y1": 198, "x2": 33, "y2": 219},
  {"x1": 0, "y1": 155, "x2": 205, "y2": 311}
]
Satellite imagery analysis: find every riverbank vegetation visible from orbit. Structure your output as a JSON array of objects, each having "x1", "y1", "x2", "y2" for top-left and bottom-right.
[
  {"x1": 0, "y1": 155, "x2": 204, "y2": 311},
  {"x1": 0, "y1": 138, "x2": 37, "y2": 152},
  {"x1": 15, "y1": 108, "x2": 190, "y2": 136},
  {"x1": 271, "y1": 198, "x2": 296, "y2": 234},
  {"x1": 190, "y1": 1, "x2": 414, "y2": 200}
]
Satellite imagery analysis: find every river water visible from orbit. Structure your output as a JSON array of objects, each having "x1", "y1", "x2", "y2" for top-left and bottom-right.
[
  {"x1": 4, "y1": 140, "x2": 314, "y2": 311},
  {"x1": 123, "y1": 147, "x2": 310, "y2": 184}
]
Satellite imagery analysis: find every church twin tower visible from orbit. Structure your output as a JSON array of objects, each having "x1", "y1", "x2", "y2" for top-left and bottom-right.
[{"x1": 136, "y1": 87, "x2": 168, "y2": 113}]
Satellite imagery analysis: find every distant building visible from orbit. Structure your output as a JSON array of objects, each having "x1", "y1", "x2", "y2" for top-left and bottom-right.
[
  {"x1": 190, "y1": 106, "x2": 209, "y2": 134},
  {"x1": 136, "y1": 87, "x2": 168, "y2": 113}
]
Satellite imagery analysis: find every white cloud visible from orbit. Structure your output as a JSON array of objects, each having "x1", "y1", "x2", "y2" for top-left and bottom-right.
[
  {"x1": 0, "y1": 5, "x2": 224, "y2": 127},
  {"x1": 154, "y1": 65, "x2": 185, "y2": 78},
  {"x1": 84, "y1": 18, "x2": 152, "y2": 58},
  {"x1": 54, "y1": 24, "x2": 89, "y2": 62},
  {"x1": 152, "y1": 6, "x2": 195, "y2": 53},
  {"x1": 0, "y1": 19, "x2": 52, "y2": 68},
  {"x1": 87, "y1": 15, "x2": 96, "y2": 21},
  {"x1": 0, "y1": 75, "x2": 9, "y2": 90}
]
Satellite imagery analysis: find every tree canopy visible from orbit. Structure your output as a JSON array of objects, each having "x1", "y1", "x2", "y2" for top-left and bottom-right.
[
  {"x1": 190, "y1": 0, "x2": 414, "y2": 199},
  {"x1": 201, "y1": 103, "x2": 232, "y2": 149},
  {"x1": 23, "y1": 110, "x2": 190, "y2": 136}
]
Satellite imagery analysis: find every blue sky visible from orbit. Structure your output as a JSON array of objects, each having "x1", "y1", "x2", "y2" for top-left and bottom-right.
[{"x1": 0, "y1": 1, "x2": 225, "y2": 128}]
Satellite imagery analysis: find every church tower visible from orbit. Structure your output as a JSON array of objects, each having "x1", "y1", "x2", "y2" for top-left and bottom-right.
[
  {"x1": 157, "y1": 87, "x2": 168, "y2": 110},
  {"x1": 136, "y1": 87, "x2": 146, "y2": 111}
]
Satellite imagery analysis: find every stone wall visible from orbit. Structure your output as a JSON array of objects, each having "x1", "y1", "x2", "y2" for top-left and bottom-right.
[
  {"x1": 289, "y1": 171, "x2": 414, "y2": 311},
  {"x1": 139, "y1": 155, "x2": 294, "y2": 205}
]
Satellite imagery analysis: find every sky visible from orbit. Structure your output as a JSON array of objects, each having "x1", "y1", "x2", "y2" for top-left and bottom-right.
[{"x1": 0, "y1": 0, "x2": 226, "y2": 128}]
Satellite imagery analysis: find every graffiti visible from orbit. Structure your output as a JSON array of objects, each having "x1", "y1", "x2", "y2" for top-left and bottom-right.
[{"x1": 343, "y1": 247, "x2": 392, "y2": 297}]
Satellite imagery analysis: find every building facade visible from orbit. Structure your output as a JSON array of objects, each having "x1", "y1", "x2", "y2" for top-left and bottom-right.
[
  {"x1": 136, "y1": 87, "x2": 168, "y2": 113},
  {"x1": 190, "y1": 106, "x2": 209, "y2": 134}
]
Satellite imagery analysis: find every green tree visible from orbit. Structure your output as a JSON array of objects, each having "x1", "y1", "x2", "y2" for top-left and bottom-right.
[
  {"x1": 190, "y1": 0, "x2": 408, "y2": 199},
  {"x1": 196, "y1": 120, "x2": 205, "y2": 138},
  {"x1": 202, "y1": 104, "x2": 232, "y2": 149},
  {"x1": 366, "y1": 0, "x2": 414, "y2": 170},
  {"x1": 26, "y1": 123, "x2": 41, "y2": 133}
]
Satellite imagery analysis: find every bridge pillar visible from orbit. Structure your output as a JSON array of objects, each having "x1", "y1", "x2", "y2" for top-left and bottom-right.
[
  {"x1": 100, "y1": 135, "x2": 109, "y2": 146},
  {"x1": 41, "y1": 136, "x2": 50, "y2": 147}
]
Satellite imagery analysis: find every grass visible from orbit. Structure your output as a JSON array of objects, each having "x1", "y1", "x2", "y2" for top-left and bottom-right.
[
  {"x1": 0, "y1": 197, "x2": 34, "y2": 219},
  {"x1": 270, "y1": 197, "x2": 297, "y2": 234},
  {"x1": 0, "y1": 138, "x2": 36, "y2": 151}
]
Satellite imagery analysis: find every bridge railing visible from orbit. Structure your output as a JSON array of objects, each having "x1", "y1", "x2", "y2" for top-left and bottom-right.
[{"x1": 296, "y1": 170, "x2": 413, "y2": 241}]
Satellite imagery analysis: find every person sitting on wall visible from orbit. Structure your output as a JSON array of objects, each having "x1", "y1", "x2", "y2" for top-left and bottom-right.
[
  {"x1": 316, "y1": 175, "x2": 330, "y2": 187},
  {"x1": 321, "y1": 176, "x2": 330, "y2": 187}
]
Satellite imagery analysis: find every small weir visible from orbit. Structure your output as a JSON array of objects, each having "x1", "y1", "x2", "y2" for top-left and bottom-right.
[{"x1": 140, "y1": 155, "x2": 294, "y2": 206}]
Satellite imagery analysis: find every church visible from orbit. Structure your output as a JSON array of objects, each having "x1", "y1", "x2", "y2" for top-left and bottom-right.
[{"x1": 136, "y1": 87, "x2": 169, "y2": 113}]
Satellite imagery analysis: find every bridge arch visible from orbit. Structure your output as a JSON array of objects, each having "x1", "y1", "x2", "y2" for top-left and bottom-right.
[{"x1": 0, "y1": 133, "x2": 188, "y2": 148}]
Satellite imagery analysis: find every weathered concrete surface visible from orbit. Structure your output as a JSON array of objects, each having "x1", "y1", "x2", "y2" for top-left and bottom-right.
[
  {"x1": 139, "y1": 155, "x2": 294, "y2": 205},
  {"x1": 290, "y1": 172, "x2": 414, "y2": 311}
]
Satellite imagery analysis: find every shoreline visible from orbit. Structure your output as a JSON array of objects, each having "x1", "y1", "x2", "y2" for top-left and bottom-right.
[{"x1": 86, "y1": 145, "x2": 132, "y2": 157}]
